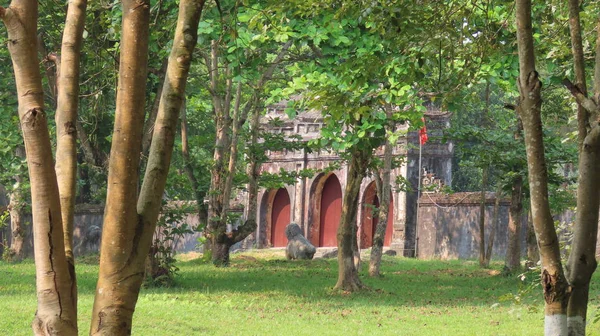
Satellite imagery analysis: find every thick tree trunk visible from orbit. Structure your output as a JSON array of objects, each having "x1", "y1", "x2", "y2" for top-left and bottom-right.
[
  {"x1": 515, "y1": 1, "x2": 569, "y2": 333},
  {"x1": 567, "y1": 127, "x2": 600, "y2": 334},
  {"x1": 1, "y1": 2, "x2": 78, "y2": 334},
  {"x1": 137, "y1": 0, "x2": 204, "y2": 283},
  {"x1": 335, "y1": 149, "x2": 369, "y2": 292},
  {"x1": 210, "y1": 219, "x2": 257, "y2": 267},
  {"x1": 504, "y1": 175, "x2": 523, "y2": 273},
  {"x1": 90, "y1": 1, "x2": 151, "y2": 334},
  {"x1": 563, "y1": 2, "x2": 600, "y2": 334},
  {"x1": 478, "y1": 167, "x2": 488, "y2": 267}
]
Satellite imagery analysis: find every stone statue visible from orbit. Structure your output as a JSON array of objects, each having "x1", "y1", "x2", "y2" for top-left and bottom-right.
[{"x1": 285, "y1": 223, "x2": 316, "y2": 260}]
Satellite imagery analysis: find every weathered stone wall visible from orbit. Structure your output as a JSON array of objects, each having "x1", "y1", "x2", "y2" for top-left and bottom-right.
[
  {"x1": 1, "y1": 203, "x2": 203, "y2": 258},
  {"x1": 416, "y1": 192, "x2": 527, "y2": 260}
]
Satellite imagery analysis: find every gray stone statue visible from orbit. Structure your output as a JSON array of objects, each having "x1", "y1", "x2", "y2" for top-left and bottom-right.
[{"x1": 285, "y1": 223, "x2": 316, "y2": 260}]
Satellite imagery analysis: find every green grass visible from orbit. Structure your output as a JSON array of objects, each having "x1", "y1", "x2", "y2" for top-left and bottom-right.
[{"x1": 2, "y1": 251, "x2": 600, "y2": 335}]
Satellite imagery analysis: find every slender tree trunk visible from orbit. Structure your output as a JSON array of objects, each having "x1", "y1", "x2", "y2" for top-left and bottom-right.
[
  {"x1": 1, "y1": 1, "x2": 78, "y2": 334},
  {"x1": 8, "y1": 175, "x2": 24, "y2": 261},
  {"x1": 246, "y1": 103, "x2": 262, "y2": 231},
  {"x1": 563, "y1": 2, "x2": 600, "y2": 334},
  {"x1": 516, "y1": 1, "x2": 569, "y2": 333},
  {"x1": 53, "y1": 0, "x2": 87, "y2": 317},
  {"x1": 90, "y1": 1, "x2": 151, "y2": 334},
  {"x1": 483, "y1": 185, "x2": 501, "y2": 268},
  {"x1": 206, "y1": 40, "x2": 291, "y2": 265},
  {"x1": 180, "y1": 102, "x2": 207, "y2": 224},
  {"x1": 504, "y1": 176, "x2": 523, "y2": 272},
  {"x1": 142, "y1": 58, "x2": 169, "y2": 156},
  {"x1": 369, "y1": 107, "x2": 393, "y2": 277},
  {"x1": 335, "y1": 149, "x2": 370, "y2": 292},
  {"x1": 206, "y1": 40, "x2": 234, "y2": 265},
  {"x1": 478, "y1": 167, "x2": 488, "y2": 267},
  {"x1": 138, "y1": 0, "x2": 204, "y2": 283}
]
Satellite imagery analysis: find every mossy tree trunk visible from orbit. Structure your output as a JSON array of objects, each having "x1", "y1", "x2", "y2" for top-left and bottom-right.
[
  {"x1": 1, "y1": 1, "x2": 78, "y2": 334},
  {"x1": 335, "y1": 148, "x2": 370, "y2": 292},
  {"x1": 504, "y1": 175, "x2": 523, "y2": 273},
  {"x1": 369, "y1": 106, "x2": 393, "y2": 277}
]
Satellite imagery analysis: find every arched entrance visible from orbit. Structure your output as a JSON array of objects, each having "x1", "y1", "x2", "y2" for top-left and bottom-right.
[
  {"x1": 319, "y1": 174, "x2": 342, "y2": 247},
  {"x1": 270, "y1": 188, "x2": 291, "y2": 247},
  {"x1": 361, "y1": 182, "x2": 394, "y2": 248}
]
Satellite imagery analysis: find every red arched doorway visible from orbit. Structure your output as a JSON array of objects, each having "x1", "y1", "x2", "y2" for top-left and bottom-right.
[
  {"x1": 271, "y1": 188, "x2": 291, "y2": 247},
  {"x1": 319, "y1": 174, "x2": 342, "y2": 247},
  {"x1": 361, "y1": 182, "x2": 394, "y2": 248}
]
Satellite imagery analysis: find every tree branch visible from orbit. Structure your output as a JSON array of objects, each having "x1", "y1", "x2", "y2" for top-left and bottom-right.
[
  {"x1": 503, "y1": 103, "x2": 516, "y2": 111},
  {"x1": 562, "y1": 78, "x2": 598, "y2": 115}
]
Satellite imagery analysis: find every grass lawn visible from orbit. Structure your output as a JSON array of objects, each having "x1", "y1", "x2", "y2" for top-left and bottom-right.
[{"x1": 2, "y1": 250, "x2": 600, "y2": 335}]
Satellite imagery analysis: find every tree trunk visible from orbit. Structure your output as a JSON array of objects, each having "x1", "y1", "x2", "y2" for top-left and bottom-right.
[
  {"x1": 525, "y1": 209, "x2": 539, "y2": 268},
  {"x1": 54, "y1": 0, "x2": 86, "y2": 317},
  {"x1": 504, "y1": 175, "x2": 523, "y2": 273},
  {"x1": 483, "y1": 185, "x2": 501, "y2": 268},
  {"x1": 137, "y1": 0, "x2": 204, "y2": 284},
  {"x1": 210, "y1": 219, "x2": 257, "y2": 267},
  {"x1": 246, "y1": 102, "x2": 262, "y2": 236},
  {"x1": 563, "y1": 2, "x2": 600, "y2": 334},
  {"x1": 180, "y1": 102, "x2": 208, "y2": 224},
  {"x1": 515, "y1": 1, "x2": 569, "y2": 333},
  {"x1": 141, "y1": 58, "x2": 169, "y2": 156},
  {"x1": 1, "y1": 1, "x2": 78, "y2": 334},
  {"x1": 566, "y1": 127, "x2": 600, "y2": 336},
  {"x1": 8, "y1": 175, "x2": 24, "y2": 261},
  {"x1": 335, "y1": 149, "x2": 369, "y2": 292},
  {"x1": 369, "y1": 106, "x2": 394, "y2": 277},
  {"x1": 478, "y1": 167, "x2": 488, "y2": 267},
  {"x1": 90, "y1": 1, "x2": 151, "y2": 334}
]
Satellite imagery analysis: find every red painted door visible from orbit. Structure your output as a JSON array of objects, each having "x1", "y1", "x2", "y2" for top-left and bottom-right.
[
  {"x1": 271, "y1": 188, "x2": 291, "y2": 247},
  {"x1": 361, "y1": 184, "x2": 394, "y2": 248},
  {"x1": 319, "y1": 175, "x2": 342, "y2": 247}
]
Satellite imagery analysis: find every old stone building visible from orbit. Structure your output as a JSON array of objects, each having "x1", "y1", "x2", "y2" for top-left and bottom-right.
[{"x1": 253, "y1": 102, "x2": 453, "y2": 256}]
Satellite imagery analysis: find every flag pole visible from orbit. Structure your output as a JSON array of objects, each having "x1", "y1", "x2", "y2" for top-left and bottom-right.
[{"x1": 415, "y1": 139, "x2": 422, "y2": 258}]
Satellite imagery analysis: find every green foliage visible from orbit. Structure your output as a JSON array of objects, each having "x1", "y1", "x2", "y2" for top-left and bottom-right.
[
  {"x1": 0, "y1": 209, "x2": 10, "y2": 261},
  {"x1": 145, "y1": 203, "x2": 195, "y2": 287}
]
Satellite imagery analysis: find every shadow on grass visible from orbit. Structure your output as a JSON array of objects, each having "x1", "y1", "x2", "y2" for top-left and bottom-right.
[
  {"x1": 0, "y1": 253, "x2": 535, "y2": 309},
  {"x1": 162, "y1": 255, "x2": 526, "y2": 308}
]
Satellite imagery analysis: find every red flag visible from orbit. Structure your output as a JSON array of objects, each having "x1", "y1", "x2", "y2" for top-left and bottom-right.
[{"x1": 419, "y1": 117, "x2": 428, "y2": 145}]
